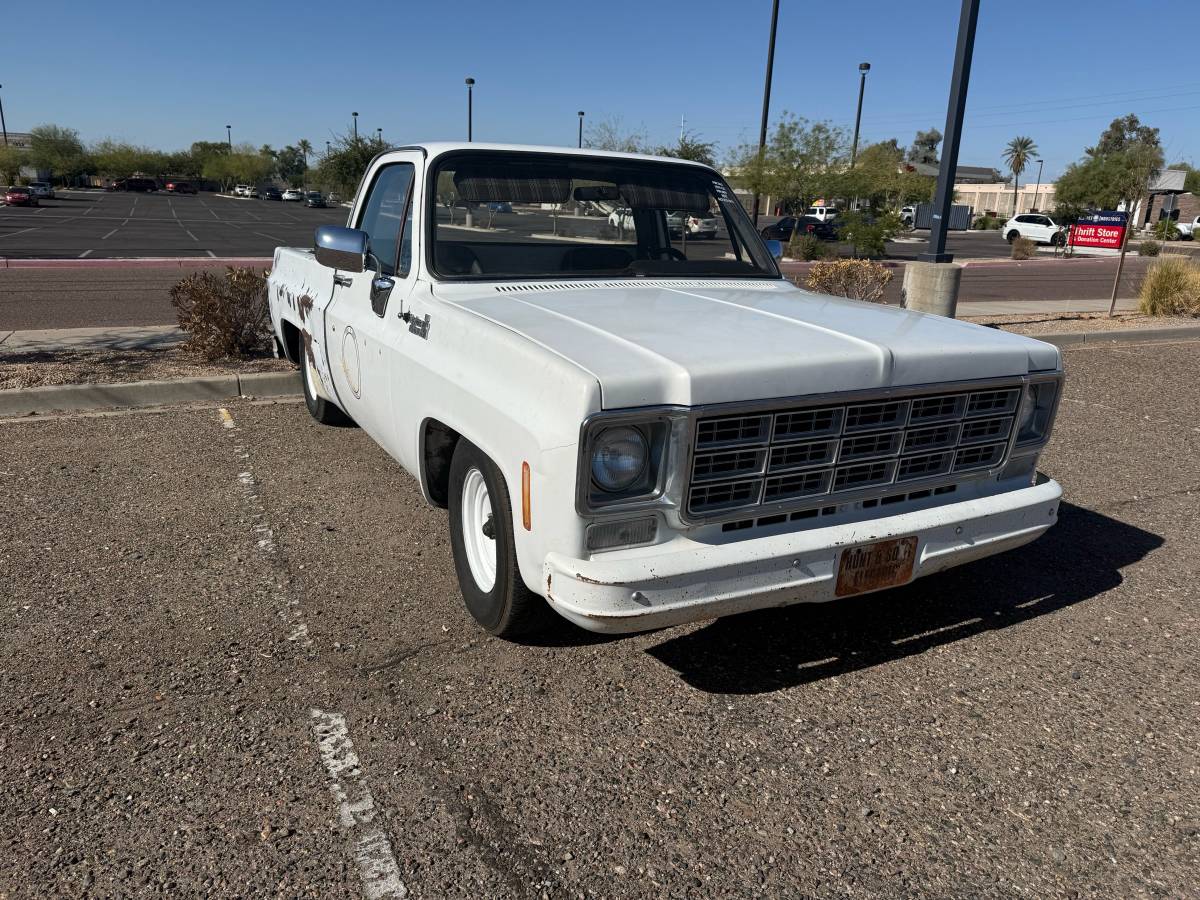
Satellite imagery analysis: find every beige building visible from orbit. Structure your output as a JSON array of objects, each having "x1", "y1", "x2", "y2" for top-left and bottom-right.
[{"x1": 955, "y1": 182, "x2": 1056, "y2": 217}]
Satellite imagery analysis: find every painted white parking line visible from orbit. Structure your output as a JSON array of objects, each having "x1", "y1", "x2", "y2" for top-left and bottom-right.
[
  {"x1": 78, "y1": 249, "x2": 94, "y2": 258},
  {"x1": 101, "y1": 227, "x2": 120, "y2": 240},
  {"x1": 310, "y1": 710, "x2": 408, "y2": 899},
  {"x1": 254, "y1": 231, "x2": 286, "y2": 243},
  {"x1": 185, "y1": 229, "x2": 199, "y2": 241},
  {"x1": 205, "y1": 249, "x2": 216, "y2": 258}
]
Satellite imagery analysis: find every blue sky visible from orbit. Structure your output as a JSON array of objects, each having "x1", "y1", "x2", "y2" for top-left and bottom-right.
[{"x1": 7, "y1": 0, "x2": 1199, "y2": 180}]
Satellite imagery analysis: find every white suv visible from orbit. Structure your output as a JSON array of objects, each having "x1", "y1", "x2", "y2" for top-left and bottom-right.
[
  {"x1": 1004, "y1": 214, "x2": 1065, "y2": 246},
  {"x1": 282, "y1": 188, "x2": 305, "y2": 202}
]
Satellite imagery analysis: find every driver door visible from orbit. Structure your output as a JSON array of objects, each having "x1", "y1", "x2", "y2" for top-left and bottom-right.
[{"x1": 324, "y1": 159, "x2": 418, "y2": 443}]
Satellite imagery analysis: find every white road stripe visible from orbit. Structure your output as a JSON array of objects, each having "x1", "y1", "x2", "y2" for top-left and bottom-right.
[
  {"x1": 254, "y1": 231, "x2": 286, "y2": 243},
  {"x1": 185, "y1": 229, "x2": 199, "y2": 241},
  {"x1": 310, "y1": 710, "x2": 408, "y2": 899},
  {"x1": 78, "y1": 249, "x2": 94, "y2": 258},
  {"x1": 101, "y1": 227, "x2": 119, "y2": 240},
  {"x1": 205, "y1": 249, "x2": 216, "y2": 257}
]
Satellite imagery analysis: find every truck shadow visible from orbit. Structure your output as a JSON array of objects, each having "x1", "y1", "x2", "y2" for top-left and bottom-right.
[{"x1": 644, "y1": 502, "x2": 1162, "y2": 694}]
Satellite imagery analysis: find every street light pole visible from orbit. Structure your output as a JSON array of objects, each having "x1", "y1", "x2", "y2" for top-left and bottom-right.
[
  {"x1": 919, "y1": 0, "x2": 981, "y2": 264},
  {"x1": 226, "y1": 125, "x2": 232, "y2": 149},
  {"x1": 751, "y1": 0, "x2": 780, "y2": 227},
  {"x1": 465, "y1": 78, "x2": 475, "y2": 142},
  {"x1": 376, "y1": 127, "x2": 383, "y2": 144},
  {"x1": 1031, "y1": 158, "x2": 1044, "y2": 212},
  {"x1": 849, "y1": 62, "x2": 871, "y2": 167},
  {"x1": 0, "y1": 85, "x2": 8, "y2": 146},
  {"x1": 352, "y1": 112, "x2": 358, "y2": 142},
  {"x1": 578, "y1": 111, "x2": 585, "y2": 148}
]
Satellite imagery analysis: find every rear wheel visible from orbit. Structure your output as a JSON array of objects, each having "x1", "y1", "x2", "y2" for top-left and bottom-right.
[
  {"x1": 299, "y1": 351, "x2": 355, "y2": 426},
  {"x1": 448, "y1": 440, "x2": 550, "y2": 638}
]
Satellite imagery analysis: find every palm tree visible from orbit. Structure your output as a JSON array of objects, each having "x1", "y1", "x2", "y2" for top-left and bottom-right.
[
  {"x1": 297, "y1": 139, "x2": 312, "y2": 189},
  {"x1": 1002, "y1": 136, "x2": 1037, "y2": 217}
]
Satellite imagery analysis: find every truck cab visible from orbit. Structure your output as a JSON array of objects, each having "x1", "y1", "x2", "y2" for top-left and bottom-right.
[{"x1": 268, "y1": 143, "x2": 1063, "y2": 638}]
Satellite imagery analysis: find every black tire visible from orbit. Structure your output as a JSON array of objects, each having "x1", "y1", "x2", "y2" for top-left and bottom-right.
[
  {"x1": 1006, "y1": 230, "x2": 1020, "y2": 243},
  {"x1": 299, "y1": 351, "x2": 355, "y2": 426},
  {"x1": 448, "y1": 440, "x2": 550, "y2": 638},
  {"x1": 1051, "y1": 232, "x2": 1065, "y2": 247}
]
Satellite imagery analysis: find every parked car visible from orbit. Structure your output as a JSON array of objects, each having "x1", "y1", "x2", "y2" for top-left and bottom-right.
[
  {"x1": 899, "y1": 206, "x2": 915, "y2": 227},
  {"x1": 165, "y1": 181, "x2": 197, "y2": 194},
  {"x1": 304, "y1": 191, "x2": 326, "y2": 208},
  {"x1": 4, "y1": 186, "x2": 38, "y2": 207},
  {"x1": 759, "y1": 215, "x2": 838, "y2": 242},
  {"x1": 108, "y1": 178, "x2": 157, "y2": 192},
  {"x1": 28, "y1": 182, "x2": 55, "y2": 199},
  {"x1": 1171, "y1": 215, "x2": 1198, "y2": 240},
  {"x1": 485, "y1": 201, "x2": 513, "y2": 214},
  {"x1": 607, "y1": 207, "x2": 635, "y2": 231},
  {"x1": 261, "y1": 187, "x2": 283, "y2": 201},
  {"x1": 282, "y1": 188, "x2": 305, "y2": 202},
  {"x1": 665, "y1": 211, "x2": 718, "y2": 239},
  {"x1": 267, "y1": 142, "x2": 1064, "y2": 640},
  {"x1": 1003, "y1": 214, "x2": 1065, "y2": 245},
  {"x1": 806, "y1": 205, "x2": 838, "y2": 222}
]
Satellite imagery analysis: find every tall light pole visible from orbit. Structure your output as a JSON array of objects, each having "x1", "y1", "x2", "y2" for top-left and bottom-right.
[
  {"x1": 920, "y1": 0, "x2": 981, "y2": 264},
  {"x1": 465, "y1": 78, "x2": 475, "y2": 142},
  {"x1": 352, "y1": 112, "x2": 359, "y2": 142},
  {"x1": 225, "y1": 124, "x2": 232, "y2": 149},
  {"x1": 325, "y1": 140, "x2": 331, "y2": 156},
  {"x1": 0, "y1": 85, "x2": 8, "y2": 146},
  {"x1": 849, "y1": 62, "x2": 871, "y2": 167},
  {"x1": 1030, "y1": 158, "x2": 1044, "y2": 212},
  {"x1": 376, "y1": 127, "x2": 383, "y2": 144},
  {"x1": 751, "y1": 0, "x2": 781, "y2": 226},
  {"x1": 577, "y1": 111, "x2": 585, "y2": 148}
]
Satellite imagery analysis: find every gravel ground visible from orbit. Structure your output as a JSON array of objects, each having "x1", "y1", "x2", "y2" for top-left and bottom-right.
[
  {"x1": 0, "y1": 348, "x2": 292, "y2": 390},
  {"x1": 1, "y1": 342, "x2": 1197, "y2": 898},
  {"x1": 960, "y1": 312, "x2": 1199, "y2": 336}
]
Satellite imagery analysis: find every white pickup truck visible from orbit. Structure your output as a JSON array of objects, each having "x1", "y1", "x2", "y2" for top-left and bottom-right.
[{"x1": 267, "y1": 142, "x2": 1063, "y2": 638}]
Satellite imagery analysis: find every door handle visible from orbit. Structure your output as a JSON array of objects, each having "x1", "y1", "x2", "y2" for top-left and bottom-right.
[{"x1": 333, "y1": 274, "x2": 353, "y2": 287}]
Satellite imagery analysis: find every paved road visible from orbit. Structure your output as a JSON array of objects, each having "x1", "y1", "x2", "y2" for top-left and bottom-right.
[
  {"x1": 0, "y1": 190, "x2": 345, "y2": 259},
  {"x1": 2, "y1": 341, "x2": 1197, "y2": 897},
  {"x1": 0, "y1": 255, "x2": 1155, "y2": 331}
]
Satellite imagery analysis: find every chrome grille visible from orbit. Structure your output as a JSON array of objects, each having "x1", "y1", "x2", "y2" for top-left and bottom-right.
[{"x1": 687, "y1": 384, "x2": 1021, "y2": 519}]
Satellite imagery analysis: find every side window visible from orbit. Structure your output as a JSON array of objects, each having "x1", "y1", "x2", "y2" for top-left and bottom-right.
[{"x1": 357, "y1": 163, "x2": 415, "y2": 277}]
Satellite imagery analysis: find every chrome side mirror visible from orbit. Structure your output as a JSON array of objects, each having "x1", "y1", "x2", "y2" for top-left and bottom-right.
[
  {"x1": 764, "y1": 239, "x2": 783, "y2": 260},
  {"x1": 314, "y1": 225, "x2": 370, "y2": 273}
]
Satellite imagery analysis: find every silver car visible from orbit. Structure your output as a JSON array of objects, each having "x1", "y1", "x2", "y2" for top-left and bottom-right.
[{"x1": 28, "y1": 182, "x2": 55, "y2": 199}]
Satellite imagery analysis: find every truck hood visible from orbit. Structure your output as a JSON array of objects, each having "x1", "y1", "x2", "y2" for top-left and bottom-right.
[{"x1": 434, "y1": 280, "x2": 1060, "y2": 409}]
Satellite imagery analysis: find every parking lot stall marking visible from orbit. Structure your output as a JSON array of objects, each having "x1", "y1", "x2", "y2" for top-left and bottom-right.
[{"x1": 310, "y1": 709, "x2": 408, "y2": 900}]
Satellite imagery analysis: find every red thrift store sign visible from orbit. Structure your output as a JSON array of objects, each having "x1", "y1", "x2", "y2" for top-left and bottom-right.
[{"x1": 1069, "y1": 211, "x2": 1126, "y2": 249}]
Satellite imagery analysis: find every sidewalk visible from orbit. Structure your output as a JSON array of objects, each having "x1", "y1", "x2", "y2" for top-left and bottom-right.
[
  {"x1": 0, "y1": 325, "x2": 183, "y2": 354},
  {"x1": 958, "y1": 297, "x2": 1138, "y2": 317}
]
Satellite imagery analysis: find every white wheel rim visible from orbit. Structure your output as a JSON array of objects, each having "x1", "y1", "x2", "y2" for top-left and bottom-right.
[{"x1": 461, "y1": 467, "x2": 497, "y2": 593}]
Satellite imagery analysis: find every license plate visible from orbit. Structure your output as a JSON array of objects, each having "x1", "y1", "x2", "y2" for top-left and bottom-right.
[{"x1": 835, "y1": 536, "x2": 919, "y2": 597}]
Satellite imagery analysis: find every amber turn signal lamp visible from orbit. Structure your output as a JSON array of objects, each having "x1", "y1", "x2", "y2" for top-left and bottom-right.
[{"x1": 521, "y1": 462, "x2": 531, "y2": 531}]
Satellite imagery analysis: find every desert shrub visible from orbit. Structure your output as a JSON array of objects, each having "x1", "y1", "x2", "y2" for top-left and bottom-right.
[
  {"x1": 973, "y1": 215, "x2": 999, "y2": 230},
  {"x1": 1138, "y1": 256, "x2": 1200, "y2": 316},
  {"x1": 169, "y1": 267, "x2": 271, "y2": 359},
  {"x1": 1137, "y1": 239, "x2": 1161, "y2": 257},
  {"x1": 805, "y1": 259, "x2": 894, "y2": 303},
  {"x1": 788, "y1": 232, "x2": 827, "y2": 261},
  {"x1": 1152, "y1": 219, "x2": 1179, "y2": 241},
  {"x1": 838, "y1": 210, "x2": 902, "y2": 258},
  {"x1": 1010, "y1": 236, "x2": 1036, "y2": 260}
]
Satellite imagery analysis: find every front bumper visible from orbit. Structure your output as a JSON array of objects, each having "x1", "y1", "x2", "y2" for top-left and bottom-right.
[{"x1": 544, "y1": 477, "x2": 1062, "y2": 634}]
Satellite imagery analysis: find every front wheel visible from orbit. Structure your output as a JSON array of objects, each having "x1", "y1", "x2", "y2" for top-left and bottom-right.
[
  {"x1": 1051, "y1": 232, "x2": 1066, "y2": 246},
  {"x1": 448, "y1": 440, "x2": 550, "y2": 638},
  {"x1": 299, "y1": 350, "x2": 355, "y2": 426},
  {"x1": 1006, "y1": 230, "x2": 1020, "y2": 243}
]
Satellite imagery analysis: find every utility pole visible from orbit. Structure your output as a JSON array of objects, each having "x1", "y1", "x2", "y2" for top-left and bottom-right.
[
  {"x1": 226, "y1": 125, "x2": 232, "y2": 149},
  {"x1": 352, "y1": 112, "x2": 358, "y2": 142},
  {"x1": 751, "y1": 0, "x2": 781, "y2": 227},
  {"x1": 1030, "y1": 158, "x2": 1044, "y2": 212},
  {"x1": 465, "y1": 78, "x2": 475, "y2": 142},
  {"x1": 920, "y1": 0, "x2": 981, "y2": 263},
  {"x1": 849, "y1": 63, "x2": 871, "y2": 167},
  {"x1": 577, "y1": 111, "x2": 585, "y2": 148}
]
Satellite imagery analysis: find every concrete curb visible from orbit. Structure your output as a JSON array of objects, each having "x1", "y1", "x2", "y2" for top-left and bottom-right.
[
  {"x1": 1033, "y1": 325, "x2": 1200, "y2": 348},
  {"x1": 0, "y1": 370, "x2": 300, "y2": 417},
  {"x1": 0, "y1": 257, "x2": 272, "y2": 269}
]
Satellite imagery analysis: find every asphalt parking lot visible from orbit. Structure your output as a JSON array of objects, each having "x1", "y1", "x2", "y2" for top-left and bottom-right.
[
  {"x1": 0, "y1": 190, "x2": 346, "y2": 259},
  {"x1": 1, "y1": 339, "x2": 1196, "y2": 897}
]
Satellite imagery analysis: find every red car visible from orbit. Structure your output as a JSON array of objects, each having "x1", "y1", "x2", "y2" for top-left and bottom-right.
[
  {"x1": 165, "y1": 181, "x2": 197, "y2": 194},
  {"x1": 4, "y1": 186, "x2": 38, "y2": 207}
]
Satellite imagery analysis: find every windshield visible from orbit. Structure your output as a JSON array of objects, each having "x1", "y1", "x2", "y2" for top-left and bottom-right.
[{"x1": 427, "y1": 151, "x2": 779, "y2": 280}]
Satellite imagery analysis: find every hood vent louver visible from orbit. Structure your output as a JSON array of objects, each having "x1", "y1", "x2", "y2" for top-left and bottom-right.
[{"x1": 494, "y1": 279, "x2": 782, "y2": 294}]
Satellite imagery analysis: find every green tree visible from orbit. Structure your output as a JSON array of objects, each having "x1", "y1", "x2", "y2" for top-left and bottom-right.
[
  {"x1": 654, "y1": 130, "x2": 718, "y2": 167},
  {"x1": 729, "y1": 113, "x2": 848, "y2": 212},
  {"x1": 312, "y1": 132, "x2": 388, "y2": 197},
  {"x1": 1002, "y1": 136, "x2": 1038, "y2": 215},
  {"x1": 906, "y1": 128, "x2": 942, "y2": 166},
  {"x1": 0, "y1": 145, "x2": 24, "y2": 184},
  {"x1": 1056, "y1": 114, "x2": 1164, "y2": 213},
  {"x1": 29, "y1": 124, "x2": 86, "y2": 185},
  {"x1": 275, "y1": 145, "x2": 306, "y2": 186},
  {"x1": 297, "y1": 138, "x2": 313, "y2": 186}
]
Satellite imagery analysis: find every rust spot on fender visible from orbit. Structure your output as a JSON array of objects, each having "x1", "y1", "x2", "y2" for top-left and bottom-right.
[
  {"x1": 575, "y1": 572, "x2": 627, "y2": 587},
  {"x1": 300, "y1": 328, "x2": 316, "y2": 366},
  {"x1": 297, "y1": 294, "x2": 314, "y2": 323},
  {"x1": 546, "y1": 573, "x2": 552, "y2": 594}
]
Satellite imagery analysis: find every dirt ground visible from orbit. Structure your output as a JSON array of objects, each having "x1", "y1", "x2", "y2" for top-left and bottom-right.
[
  {"x1": 0, "y1": 347, "x2": 292, "y2": 391},
  {"x1": 960, "y1": 311, "x2": 1199, "y2": 336}
]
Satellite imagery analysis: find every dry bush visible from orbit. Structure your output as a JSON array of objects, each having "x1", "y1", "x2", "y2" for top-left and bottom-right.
[
  {"x1": 1138, "y1": 256, "x2": 1200, "y2": 316},
  {"x1": 169, "y1": 267, "x2": 271, "y2": 359},
  {"x1": 805, "y1": 259, "x2": 893, "y2": 303},
  {"x1": 1010, "y1": 236, "x2": 1036, "y2": 260},
  {"x1": 1137, "y1": 239, "x2": 1161, "y2": 257}
]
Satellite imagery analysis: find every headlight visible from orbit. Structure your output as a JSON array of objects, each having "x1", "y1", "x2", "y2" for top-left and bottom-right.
[
  {"x1": 1015, "y1": 379, "x2": 1060, "y2": 446},
  {"x1": 591, "y1": 426, "x2": 648, "y2": 492}
]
